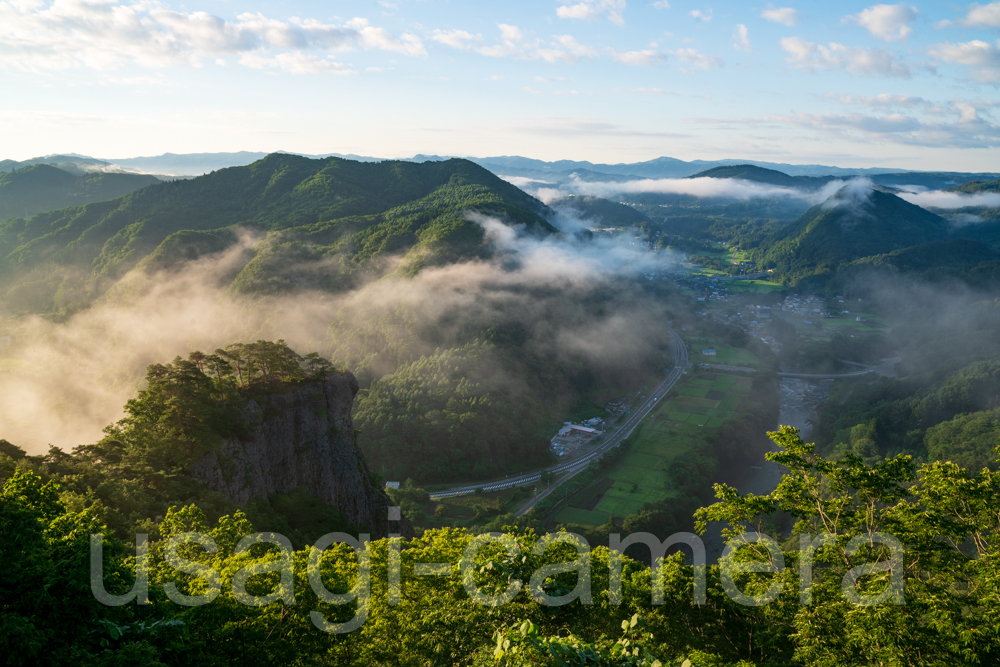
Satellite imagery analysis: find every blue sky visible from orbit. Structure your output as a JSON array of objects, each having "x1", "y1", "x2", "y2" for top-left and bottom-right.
[{"x1": 1, "y1": 1, "x2": 999, "y2": 170}]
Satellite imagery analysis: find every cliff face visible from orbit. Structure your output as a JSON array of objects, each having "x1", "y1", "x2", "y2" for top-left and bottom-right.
[{"x1": 192, "y1": 372, "x2": 412, "y2": 538}]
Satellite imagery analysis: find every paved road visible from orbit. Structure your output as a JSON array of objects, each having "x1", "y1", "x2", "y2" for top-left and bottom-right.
[
  {"x1": 697, "y1": 363, "x2": 875, "y2": 380},
  {"x1": 429, "y1": 327, "x2": 689, "y2": 514}
]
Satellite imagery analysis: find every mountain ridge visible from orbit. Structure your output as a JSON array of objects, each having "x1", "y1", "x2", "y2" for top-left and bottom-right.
[
  {"x1": 11, "y1": 150, "x2": 1000, "y2": 181},
  {"x1": 0, "y1": 153, "x2": 555, "y2": 313}
]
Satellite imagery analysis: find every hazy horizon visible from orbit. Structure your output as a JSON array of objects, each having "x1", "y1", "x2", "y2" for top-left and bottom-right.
[{"x1": 2, "y1": 1, "x2": 999, "y2": 171}]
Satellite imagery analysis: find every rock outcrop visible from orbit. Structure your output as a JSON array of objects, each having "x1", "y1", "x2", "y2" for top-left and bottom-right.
[{"x1": 192, "y1": 372, "x2": 412, "y2": 538}]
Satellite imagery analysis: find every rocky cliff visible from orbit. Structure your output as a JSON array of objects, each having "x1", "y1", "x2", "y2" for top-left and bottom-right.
[{"x1": 192, "y1": 372, "x2": 412, "y2": 538}]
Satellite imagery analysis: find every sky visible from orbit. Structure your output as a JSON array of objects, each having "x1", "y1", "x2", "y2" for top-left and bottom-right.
[{"x1": 1, "y1": 1, "x2": 999, "y2": 170}]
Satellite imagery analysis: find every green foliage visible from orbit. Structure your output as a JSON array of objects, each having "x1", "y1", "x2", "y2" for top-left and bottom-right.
[
  {"x1": 695, "y1": 425, "x2": 1000, "y2": 665},
  {"x1": 816, "y1": 359, "x2": 1000, "y2": 462},
  {"x1": 923, "y1": 408, "x2": 1000, "y2": 473},
  {"x1": 492, "y1": 616, "x2": 667, "y2": 666},
  {"x1": 103, "y1": 340, "x2": 328, "y2": 467},
  {"x1": 7, "y1": 424, "x2": 1000, "y2": 666},
  {"x1": 355, "y1": 341, "x2": 555, "y2": 482},
  {"x1": 0, "y1": 470, "x2": 125, "y2": 666}
]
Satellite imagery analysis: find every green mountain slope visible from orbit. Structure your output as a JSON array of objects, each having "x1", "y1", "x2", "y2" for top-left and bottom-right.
[
  {"x1": 0, "y1": 154, "x2": 109, "y2": 173},
  {"x1": 548, "y1": 195, "x2": 649, "y2": 226},
  {"x1": 688, "y1": 164, "x2": 835, "y2": 189},
  {"x1": 0, "y1": 164, "x2": 160, "y2": 219},
  {"x1": 753, "y1": 186, "x2": 950, "y2": 282},
  {"x1": 0, "y1": 154, "x2": 555, "y2": 312},
  {"x1": 839, "y1": 238, "x2": 1000, "y2": 288},
  {"x1": 946, "y1": 178, "x2": 1000, "y2": 194}
]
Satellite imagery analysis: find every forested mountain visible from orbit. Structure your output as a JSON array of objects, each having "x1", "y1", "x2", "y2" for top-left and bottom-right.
[
  {"x1": 0, "y1": 154, "x2": 110, "y2": 173},
  {"x1": 842, "y1": 239, "x2": 1000, "y2": 287},
  {"x1": 753, "y1": 187, "x2": 949, "y2": 282},
  {"x1": 0, "y1": 154, "x2": 555, "y2": 313},
  {"x1": 947, "y1": 178, "x2": 1000, "y2": 194},
  {"x1": 0, "y1": 164, "x2": 160, "y2": 219},
  {"x1": 547, "y1": 195, "x2": 650, "y2": 226},
  {"x1": 687, "y1": 164, "x2": 835, "y2": 190}
]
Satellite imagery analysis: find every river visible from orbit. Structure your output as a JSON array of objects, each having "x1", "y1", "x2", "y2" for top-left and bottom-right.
[{"x1": 703, "y1": 377, "x2": 832, "y2": 562}]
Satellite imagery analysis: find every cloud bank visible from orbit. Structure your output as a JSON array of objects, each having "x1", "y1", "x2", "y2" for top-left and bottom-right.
[
  {"x1": 0, "y1": 212, "x2": 680, "y2": 454},
  {"x1": 897, "y1": 190, "x2": 1000, "y2": 210},
  {"x1": 0, "y1": 1, "x2": 425, "y2": 72},
  {"x1": 515, "y1": 174, "x2": 853, "y2": 205}
]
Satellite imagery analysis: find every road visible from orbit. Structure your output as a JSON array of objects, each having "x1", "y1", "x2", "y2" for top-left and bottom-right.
[
  {"x1": 698, "y1": 361, "x2": 897, "y2": 380},
  {"x1": 429, "y1": 327, "x2": 689, "y2": 518}
]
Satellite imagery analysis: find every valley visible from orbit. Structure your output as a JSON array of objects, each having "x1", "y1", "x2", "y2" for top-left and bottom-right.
[{"x1": 4, "y1": 151, "x2": 1000, "y2": 666}]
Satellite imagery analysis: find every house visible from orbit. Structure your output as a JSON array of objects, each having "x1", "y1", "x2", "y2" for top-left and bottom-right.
[
  {"x1": 385, "y1": 481, "x2": 400, "y2": 490},
  {"x1": 855, "y1": 316, "x2": 867, "y2": 322},
  {"x1": 702, "y1": 349, "x2": 717, "y2": 356}
]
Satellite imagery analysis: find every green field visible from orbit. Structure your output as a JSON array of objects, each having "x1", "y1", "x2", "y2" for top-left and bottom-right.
[
  {"x1": 553, "y1": 372, "x2": 749, "y2": 521},
  {"x1": 674, "y1": 395, "x2": 720, "y2": 408},
  {"x1": 819, "y1": 315, "x2": 892, "y2": 333},
  {"x1": 727, "y1": 279, "x2": 785, "y2": 293},
  {"x1": 572, "y1": 372, "x2": 748, "y2": 518},
  {"x1": 719, "y1": 393, "x2": 744, "y2": 410},
  {"x1": 554, "y1": 506, "x2": 611, "y2": 526}
]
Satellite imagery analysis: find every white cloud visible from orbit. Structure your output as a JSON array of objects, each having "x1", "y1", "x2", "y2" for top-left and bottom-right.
[
  {"x1": 733, "y1": 24, "x2": 751, "y2": 52},
  {"x1": 929, "y1": 40, "x2": 1000, "y2": 82},
  {"x1": 848, "y1": 4, "x2": 918, "y2": 43},
  {"x1": 959, "y1": 2, "x2": 1000, "y2": 28},
  {"x1": 829, "y1": 94, "x2": 1000, "y2": 124},
  {"x1": 761, "y1": 7, "x2": 799, "y2": 26},
  {"x1": 240, "y1": 52, "x2": 356, "y2": 74},
  {"x1": 689, "y1": 9, "x2": 712, "y2": 22},
  {"x1": 499, "y1": 116, "x2": 688, "y2": 139},
  {"x1": 898, "y1": 190, "x2": 1000, "y2": 209},
  {"x1": 0, "y1": 1, "x2": 425, "y2": 71},
  {"x1": 474, "y1": 24, "x2": 597, "y2": 63},
  {"x1": 830, "y1": 93, "x2": 931, "y2": 107},
  {"x1": 615, "y1": 87, "x2": 710, "y2": 98},
  {"x1": 669, "y1": 47, "x2": 722, "y2": 71},
  {"x1": 756, "y1": 110, "x2": 1000, "y2": 148},
  {"x1": 556, "y1": 0, "x2": 626, "y2": 26},
  {"x1": 611, "y1": 48, "x2": 666, "y2": 66},
  {"x1": 523, "y1": 86, "x2": 580, "y2": 96},
  {"x1": 562, "y1": 175, "x2": 834, "y2": 202},
  {"x1": 651, "y1": 0, "x2": 670, "y2": 7},
  {"x1": 781, "y1": 37, "x2": 911, "y2": 77},
  {"x1": 431, "y1": 29, "x2": 481, "y2": 50}
]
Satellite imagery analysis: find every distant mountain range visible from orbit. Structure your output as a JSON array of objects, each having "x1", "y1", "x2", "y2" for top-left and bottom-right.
[{"x1": 4, "y1": 151, "x2": 998, "y2": 187}]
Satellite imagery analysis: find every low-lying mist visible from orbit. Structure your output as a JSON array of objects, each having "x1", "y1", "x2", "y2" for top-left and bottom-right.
[
  {"x1": 506, "y1": 174, "x2": 857, "y2": 207},
  {"x1": 0, "y1": 213, "x2": 684, "y2": 455}
]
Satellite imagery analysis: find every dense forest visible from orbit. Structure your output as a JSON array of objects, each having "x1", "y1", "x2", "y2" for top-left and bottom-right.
[
  {"x1": 3, "y1": 425, "x2": 1000, "y2": 665},
  {"x1": 0, "y1": 164, "x2": 161, "y2": 220}
]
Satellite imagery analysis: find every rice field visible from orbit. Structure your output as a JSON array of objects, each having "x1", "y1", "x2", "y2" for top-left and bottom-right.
[{"x1": 550, "y1": 372, "x2": 750, "y2": 522}]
